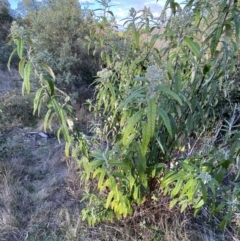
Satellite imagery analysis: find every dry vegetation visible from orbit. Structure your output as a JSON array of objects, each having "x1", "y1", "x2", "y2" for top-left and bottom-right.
[{"x1": 0, "y1": 71, "x2": 239, "y2": 241}]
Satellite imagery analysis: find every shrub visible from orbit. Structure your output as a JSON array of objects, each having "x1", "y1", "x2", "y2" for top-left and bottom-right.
[
  {"x1": 77, "y1": 0, "x2": 240, "y2": 228},
  {"x1": 8, "y1": 0, "x2": 240, "y2": 232},
  {"x1": 17, "y1": 0, "x2": 101, "y2": 98}
]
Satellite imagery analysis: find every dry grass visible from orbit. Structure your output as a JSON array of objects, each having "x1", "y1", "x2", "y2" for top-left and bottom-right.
[
  {"x1": 0, "y1": 128, "x2": 86, "y2": 240},
  {"x1": 94, "y1": 194, "x2": 239, "y2": 241}
]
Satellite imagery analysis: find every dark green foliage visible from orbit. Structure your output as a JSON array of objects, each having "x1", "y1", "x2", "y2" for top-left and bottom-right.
[
  {"x1": 0, "y1": 0, "x2": 15, "y2": 70},
  {"x1": 17, "y1": 0, "x2": 101, "y2": 96}
]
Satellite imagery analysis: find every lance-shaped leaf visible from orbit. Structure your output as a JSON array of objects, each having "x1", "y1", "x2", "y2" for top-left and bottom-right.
[
  {"x1": 107, "y1": 83, "x2": 115, "y2": 111},
  {"x1": 118, "y1": 87, "x2": 146, "y2": 109},
  {"x1": 23, "y1": 62, "x2": 31, "y2": 94},
  {"x1": 149, "y1": 33, "x2": 160, "y2": 48},
  {"x1": 134, "y1": 30, "x2": 140, "y2": 49},
  {"x1": 44, "y1": 75, "x2": 55, "y2": 96},
  {"x1": 158, "y1": 108, "x2": 173, "y2": 137},
  {"x1": 39, "y1": 62, "x2": 55, "y2": 80},
  {"x1": 184, "y1": 36, "x2": 200, "y2": 58},
  {"x1": 161, "y1": 171, "x2": 185, "y2": 187},
  {"x1": 234, "y1": 13, "x2": 239, "y2": 41},
  {"x1": 122, "y1": 111, "x2": 143, "y2": 146},
  {"x1": 33, "y1": 87, "x2": 43, "y2": 115},
  {"x1": 17, "y1": 38, "x2": 23, "y2": 59},
  {"x1": 7, "y1": 48, "x2": 17, "y2": 70},
  {"x1": 171, "y1": 179, "x2": 183, "y2": 197},
  {"x1": 147, "y1": 97, "x2": 157, "y2": 137},
  {"x1": 44, "y1": 109, "x2": 52, "y2": 131},
  {"x1": 18, "y1": 57, "x2": 26, "y2": 78},
  {"x1": 210, "y1": 27, "x2": 222, "y2": 57},
  {"x1": 106, "y1": 191, "x2": 114, "y2": 209},
  {"x1": 156, "y1": 85, "x2": 182, "y2": 105},
  {"x1": 141, "y1": 122, "x2": 150, "y2": 157},
  {"x1": 51, "y1": 97, "x2": 64, "y2": 124}
]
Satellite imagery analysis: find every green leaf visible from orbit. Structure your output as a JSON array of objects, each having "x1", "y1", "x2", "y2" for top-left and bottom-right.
[
  {"x1": 215, "y1": 201, "x2": 225, "y2": 213},
  {"x1": 156, "y1": 85, "x2": 182, "y2": 105},
  {"x1": 134, "y1": 143, "x2": 146, "y2": 177},
  {"x1": 23, "y1": 62, "x2": 31, "y2": 94},
  {"x1": 44, "y1": 109, "x2": 52, "y2": 131},
  {"x1": 18, "y1": 57, "x2": 26, "y2": 78},
  {"x1": 158, "y1": 108, "x2": 173, "y2": 137},
  {"x1": 167, "y1": 52, "x2": 177, "y2": 78},
  {"x1": 98, "y1": 169, "x2": 106, "y2": 190},
  {"x1": 182, "y1": 178, "x2": 194, "y2": 195},
  {"x1": 187, "y1": 180, "x2": 196, "y2": 201},
  {"x1": 133, "y1": 77, "x2": 149, "y2": 83},
  {"x1": 171, "y1": 179, "x2": 183, "y2": 197},
  {"x1": 173, "y1": 71, "x2": 181, "y2": 93},
  {"x1": 169, "y1": 198, "x2": 179, "y2": 209},
  {"x1": 112, "y1": 172, "x2": 127, "y2": 179},
  {"x1": 161, "y1": 172, "x2": 185, "y2": 187},
  {"x1": 122, "y1": 111, "x2": 143, "y2": 146},
  {"x1": 106, "y1": 10, "x2": 114, "y2": 17},
  {"x1": 33, "y1": 87, "x2": 43, "y2": 115},
  {"x1": 65, "y1": 140, "x2": 71, "y2": 157},
  {"x1": 141, "y1": 122, "x2": 150, "y2": 157},
  {"x1": 133, "y1": 184, "x2": 139, "y2": 200},
  {"x1": 147, "y1": 97, "x2": 157, "y2": 137},
  {"x1": 155, "y1": 135, "x2": 166, "y2": 154},
  {"x1": 51, "y1": 98, "x2": 64, "y2": 124},
  {"x1": 17, "y1": 38, "x2": 23, "y2": 59},
  {"x1": 134, "y1": 30, "x2": 140, "y2": 49},
  {"x1": 210, "y1": 27, "x2": 222, "y2": 57},
  {"x1": 200, "y1": 180, "x2": 207, "y2": 202},
  {"x1": 184, "y1": 36, "x2": 200, "y2": 58},
  {"x1": 44, "y1": 75, "x2": 55, "y2": 96},
  {"x1": 107, "y1": 83, "x2": 116, "y2": 111},
  {"x1": 89, "y1": 160, "x2": 104, "y2": 170},
  {"x1": 93, "y1": 167, "x2": 102, "y2": 179},
  {"x1": 61, "y1": 123, "x2": 71, "y2": 143},
  {"x1": 220, "y1": 212, "x2": 234, "y2": 230},
  {"x1": 215, "y1": 167, "x2": 226, "y2": 183},
  {"x1": 194, "y1": 11, "x2": 201, "y2": 26},
  {"x1": 234, "y1": 13, "x2": 240, "y2": 41},
  {"x1": 180, "y1": 199, "x2": 189, "y2": 213},
  {"x1": 106, "y1": 191, "x2": 114, "y2": 209},
  {"x1": 149, "y1": 33, "x2": 160, "y2": 48},
  {"x1": 7, "y1": 48, "x2": 17, "y2": 70},
  {"x1": 186, "y1": 114, "x2": 194, "y2": 134},
  {"x1": 39, "y1": 62, "x2": 56, "y2": 80},
  {"x1": 118, "y1": 87, "x2": 146, "y2": 109},
  {"x1": 108, "y1": 160, "x2": 130, "y2": 168},
  {"x1": 123, "y1": 133, "x2": 136, "y2": 147},
  {"x1": 181, "y1": 161, "x2": 196, "y2": 172},
  {"x1": 194, "y1": 199, "x2": 204, "y2": 209}
]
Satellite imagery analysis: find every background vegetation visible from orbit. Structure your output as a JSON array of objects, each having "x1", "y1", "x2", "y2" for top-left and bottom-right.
[{"x1": 1, "y1": 0, "x2": 240, "y2": 240}]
